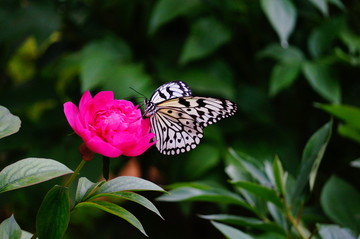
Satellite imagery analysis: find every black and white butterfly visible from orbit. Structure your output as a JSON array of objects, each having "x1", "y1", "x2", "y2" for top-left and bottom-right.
[{"x1": 144, "y1": 81, "x2": 237, "y2": 155}]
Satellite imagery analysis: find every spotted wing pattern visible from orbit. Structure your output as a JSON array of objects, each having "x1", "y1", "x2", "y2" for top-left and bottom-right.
[
  {"x1": 150, "y1": 96, "x2": 237, "y2": 155},
  {"x1": 148, "y1": 81, "x2": 192, "y2": 104}
]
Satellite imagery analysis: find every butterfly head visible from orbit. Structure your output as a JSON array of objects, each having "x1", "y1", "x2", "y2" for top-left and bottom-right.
[{"x1": 143, "y1": 99, "x2": 156, "y2": 117}]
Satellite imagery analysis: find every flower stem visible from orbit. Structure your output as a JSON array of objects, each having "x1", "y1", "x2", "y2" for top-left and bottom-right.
[
  {"x1": 102, "y1": 156, "x2": 110, "y2": 181},
  {"x1": 64, "y1": 160, "x2": 87, "y2": 188}
]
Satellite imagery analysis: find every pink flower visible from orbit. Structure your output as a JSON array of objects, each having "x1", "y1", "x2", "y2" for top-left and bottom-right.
[{"x1": 64, "y1": 91, "x2": 155, "y2": 158}]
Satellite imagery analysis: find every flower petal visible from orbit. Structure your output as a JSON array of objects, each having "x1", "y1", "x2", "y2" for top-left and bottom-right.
[
  {"x1": 79, "y1": 91, "x2": 93, "y2": 113},
  {"x1": 63, "y1": 102, "x2": 79, "y2": 130},
  {"x1": 86, "y1": 136, "x2": 123, "y2": 158},
  {"x1": 123, "y1": 133, "x2": 156, "y2": 156}
]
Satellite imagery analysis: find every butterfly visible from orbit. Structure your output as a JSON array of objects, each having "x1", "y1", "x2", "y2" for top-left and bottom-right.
[{"x1": 144, "y1": 81, "x2": 237, "y2": 155}]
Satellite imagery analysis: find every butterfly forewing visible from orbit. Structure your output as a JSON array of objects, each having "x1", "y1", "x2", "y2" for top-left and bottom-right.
[
  {"x1": 158, "y1": 97, "x2": 237, "y2": 126},
  {"x1": 150, "y1": 96, "x2": 237, "y2": 155},
  {"x1": 149, "y1": 81, "x2": 192, "y2": 104}
]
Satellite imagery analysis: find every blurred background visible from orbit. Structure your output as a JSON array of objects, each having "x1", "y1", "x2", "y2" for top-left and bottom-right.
[{"x1": 0, "y1": 0, "x2": 360, "y2": 238}]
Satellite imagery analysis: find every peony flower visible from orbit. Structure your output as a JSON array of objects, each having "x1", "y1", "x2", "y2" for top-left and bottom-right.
[{"x1": 64, "y1": 91, "x2": 155, "y2": 158}]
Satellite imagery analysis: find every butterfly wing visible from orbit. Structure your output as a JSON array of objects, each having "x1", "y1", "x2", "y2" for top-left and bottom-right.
[
  {"x1": 150, "y1": 108, "x2": 203, "y2": 155},
  {"x1": 152, "y1": 96, "x2": 237, "y2": 155},
  {"x1": 148, "y1": 81, "x2": 192, "y2": 104}
]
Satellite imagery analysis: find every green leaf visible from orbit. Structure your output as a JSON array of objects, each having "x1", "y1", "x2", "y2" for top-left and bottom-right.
[
  {"x1": 350, "y1": 159, "x2": 360, "y2": 168},
  {"x1": 318, "y1": 224, "x2": 357, "y2": 239},
  {"x1": 306, "y1": 121, "x2": 333, "y2": 189},
  {"x1": 225, "y1": 151, "x2": 252, "y2": 182},
  {"x1": 258, "y1": 44, "x2": 304, "y2": 64},
  {"x1": 0, "y1": 215, "x2": 22, "y2": 239},
  {"x1": 269, "y1": 63, "x2": 301, "y2": 96},
  {"x1": 308, "y1": 18, "x2": 344, "y2": 58},
  {"x1": 291, "y1": 121, "x2": 332, "y2": 201},
  {"x1": 80, "y1": 37, "x2": 132, "y2": 91},
  {"x1": 157, "y1": 186, "x2": 243, "y2": 204},
  {"x1": 338, "y1": 124, "x2": 360, "y2": 143},
  {"x1": 308, "y1": 0, "x2": 328, "y2": 16},
  {"x1": 180, "y1": 17, "x2": 231, "y2": 64},
  {"x1": 76, "y1": 200, "x2": 147, "y2": 236},
  {"x1": 317, "y1": 104, "x2": 360, "y2": 129},
  {"x1": 148, "y1": 0, "x2": 201, "y2": 35},
  {"x1": 321, "y1": 176, "x2": 360, "y2": 234},
  {"x1": 0, "y1": 106, "x2": 21, "y2": 140},
  {"x1": 227, "y1": 149, "x2": 270, "y2": 185},
  {"x1": 317, "y1": 104, "x2": 360, "y2": 143},
  {"x1": 102, "y1": 63, "x2": 153, "y2": 98},
  {"x1": 226, "y1": 153, "x2": 269, "y2": 214},
  {"x1": 231, "y1": 181, "x2": 283, "y2": 208},
  {"x1": 260, "y1": 0, "x2": 297, "y2": 47},
  {"x1": 267, "y1": 202, "x2": 288, "y2": 231},
  {"x1": 211, "y1": 221, "x2": 255, "y2": 239},
  {"x1": 302, "y1": 61, "x2": 341, "y2": 103},
  {"x1": 89, "y1": 191, "x2": 163, "y2": 219},
  {"x1": 200, "y1": 214, "x2": 285, "y2": 235},
  {"x1": 21, "y1": 230, "x2": 35, "y2": 239},
  {"x1": 36, "y1": 185, "x2": 70, "y2": 239},
  {"x1": 0, "y1": 158, "x2": 73, "y2": 193},
  {"x1": 334, "y1": 48, "x2": 360, "y2": 66},
  {"x1": 75, "y1": 177, "x2": 104, "y2": 204},
  {"x1": 340, "y1": 28, "x2": 360, "y2": 55},
  {"x1": 96, "y1": 176, "x2": 164, "y2": 194},
  {"x1": 175, "y1": 60, "x2": 236, "y2": 99},
  {"x1": 272, "y1": 156, "x2": 286, "y2": 196},
  {"x1": 157, "y1": 186, "x2": 258, "y2": 214}
]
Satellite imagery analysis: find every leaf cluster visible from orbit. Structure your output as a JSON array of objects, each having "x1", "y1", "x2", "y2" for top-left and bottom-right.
[
  {"x1": 0, "y1": 107, "x2": 165, "y2": 238},
  {"x1": 158, "y1": 121, "x2": 360, "y2": 238}
]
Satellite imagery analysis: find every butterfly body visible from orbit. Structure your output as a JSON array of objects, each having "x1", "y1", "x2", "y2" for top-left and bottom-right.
[{"x1": 145, "y1": 81, "x2": 237, "y2": 155}]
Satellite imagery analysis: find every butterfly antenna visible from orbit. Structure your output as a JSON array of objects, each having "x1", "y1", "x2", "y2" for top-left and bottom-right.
[
  {"x1": 129, "y1": 87, "x2": 149, "y2": 118},
  {"x1": 129, "y1": 87, "x2": 147, "y2": 99}
]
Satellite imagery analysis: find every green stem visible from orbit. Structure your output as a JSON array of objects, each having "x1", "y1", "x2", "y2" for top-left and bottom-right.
[
  {"x1": 30, "y1": 233, "x2": 37, "y2": 239},
  {"x1": 102, "y1": 156, "x2": 110, "y2": 181},
  {"x1": 284, "y1": 201, "x2": 309, "y2": 239},
  {"x1": 64, "y1": 160, "x2": 87, "y2": 188}
]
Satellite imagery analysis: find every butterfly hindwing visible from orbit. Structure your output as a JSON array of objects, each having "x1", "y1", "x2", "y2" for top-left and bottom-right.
[
  {"x1": 150, "y1": 96, "x2": 237, "y2": 155},
  {"x1": 150, "y1": 108, "x2": 203, "y2": 155}
]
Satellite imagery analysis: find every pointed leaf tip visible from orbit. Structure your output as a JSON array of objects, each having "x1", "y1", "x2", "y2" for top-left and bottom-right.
[
  {"x1": 0, "y1": 215, "x2": 22, "y2": 239},
  {"x1": 0, "y1": 105, "x2": 21, "y2": 139}
]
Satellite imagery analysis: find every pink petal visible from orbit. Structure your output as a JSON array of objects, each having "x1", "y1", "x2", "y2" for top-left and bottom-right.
[
  {"x1": 64, "y1": 101, "x2": 91, "y2": 139},
  {"x1": 140, "y1": 118, "x2": 151, "y2": 133},
  {"x1": 92, "y1": 91, "x2": 114, "y2": 108},
  {"x1": 123, "y1": 133, "x2": 156, "y2": 156},
  {"x1": 86, "y1": 136, "x2": 123, "y2": 158},
  {"x1": 86, "y1": 91, "x2": 115, "y2": 119},
  {"x1": 79, "y1": 91, "x2": 93, "y2": 113},
  {"x1": 63, "y1": 102, "x2": 79, "y2": 130}
]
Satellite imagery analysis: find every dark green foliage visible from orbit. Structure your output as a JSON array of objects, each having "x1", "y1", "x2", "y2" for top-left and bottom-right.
[
  {"x1": 36, "y1": 185, "x2": 71, "y2": 239},
  {"x1": 1, "y1": 0, "x2": 360, "y2": 238}
]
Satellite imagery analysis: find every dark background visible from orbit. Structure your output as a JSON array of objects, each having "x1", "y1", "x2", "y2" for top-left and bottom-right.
[{"x1": 1, "y1": 0, "x2": 360, "y2": 238}]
